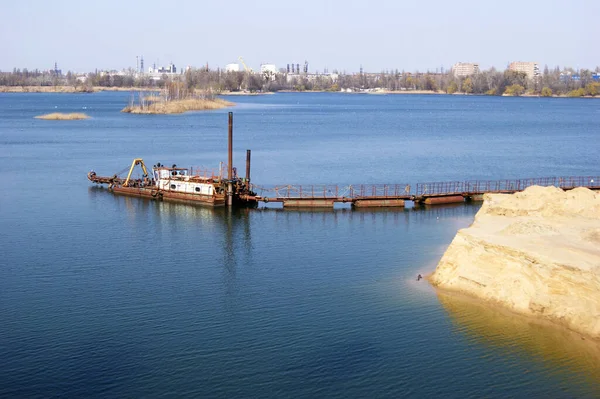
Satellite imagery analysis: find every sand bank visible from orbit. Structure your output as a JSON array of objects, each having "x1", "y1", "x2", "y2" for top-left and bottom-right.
[
  {"x1": 35, "y1": 112, "x2": 89, "y2": 120},
  {"x1": 430, "y1": 185, "x2": 600, "y2": 340}
]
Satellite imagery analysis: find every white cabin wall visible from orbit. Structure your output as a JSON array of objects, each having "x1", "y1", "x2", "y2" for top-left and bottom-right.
[{"x1": 159, "y1": 180, "x2": 214, "y2": 195}]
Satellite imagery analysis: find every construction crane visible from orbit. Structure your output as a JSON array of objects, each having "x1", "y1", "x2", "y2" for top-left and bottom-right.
[{"x1": 238, "y1": 56, "x2": 253, "y2": 73}]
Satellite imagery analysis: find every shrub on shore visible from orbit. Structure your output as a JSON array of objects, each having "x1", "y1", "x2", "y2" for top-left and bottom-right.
[
  {"x1": 585, "y1": 83, "x2": 599, "y2": 96},
  {"x1": 446, "y1": 81, "x2": 458, "y2": 94},
  {"x1": 541, "y1": 87, "x2": 553, "y2": 97},
  {"x1": 567, "y1": 88, "x2": 587, "y2": 97},
  {"x1": 504, "y1": 84, "x2": 525, "y2": 96}
]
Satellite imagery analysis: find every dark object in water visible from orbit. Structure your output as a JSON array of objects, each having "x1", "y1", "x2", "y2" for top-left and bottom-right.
[{"x1": 417, "y1": 274, "x2": 423, "y2": 281}]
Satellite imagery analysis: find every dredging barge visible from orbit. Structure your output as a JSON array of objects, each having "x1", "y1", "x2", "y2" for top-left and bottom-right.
[
  {"x1": 88, "y1": 112, "x2": 258, "y2": 207},
  {"x1": 87, "y1": 158, "x2": 256, "y2": 207}
]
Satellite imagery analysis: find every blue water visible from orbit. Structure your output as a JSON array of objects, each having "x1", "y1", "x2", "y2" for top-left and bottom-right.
[{"x1": 1, "y1": 92, "x2": 599, "y2": 398}]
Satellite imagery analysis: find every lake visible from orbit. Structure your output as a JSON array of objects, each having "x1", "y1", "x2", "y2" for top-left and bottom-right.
[{"x1": 1, "y1": 92, "x2": 599, "y2": 398}]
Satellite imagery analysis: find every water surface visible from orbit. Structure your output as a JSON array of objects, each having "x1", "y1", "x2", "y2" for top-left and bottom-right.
[{"x1": 1, "y1": 92, "x2": 599, "y2": 398}]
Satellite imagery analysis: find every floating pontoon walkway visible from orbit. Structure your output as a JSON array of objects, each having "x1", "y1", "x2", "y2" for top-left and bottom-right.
[{"x1": 248, "y1": 176, "x2": 599, "y2": 208}]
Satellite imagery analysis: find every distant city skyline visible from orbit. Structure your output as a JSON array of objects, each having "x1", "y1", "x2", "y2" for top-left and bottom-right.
[{"x1": 1, "y1": 0, "x2": 598, "y2": 73}]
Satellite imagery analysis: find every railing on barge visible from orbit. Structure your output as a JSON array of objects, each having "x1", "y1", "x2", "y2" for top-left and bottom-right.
[
  {"x1": 415, "y1": 176, "x2": 598, "y2": 197},
  {"x1": 250, "y1": 176, "x2": 600, "y2": 208}
]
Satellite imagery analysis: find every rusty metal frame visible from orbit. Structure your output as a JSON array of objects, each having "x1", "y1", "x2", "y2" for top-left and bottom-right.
[
  {"x1": 123, "y1": 158, "x2": 149, "y2": 187},
  {"x1": 253, "y1": 176, "x2": 599, "y2": 203}
]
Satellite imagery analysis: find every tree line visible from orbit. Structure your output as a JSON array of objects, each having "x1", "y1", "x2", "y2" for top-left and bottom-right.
[{"x1": 1, "y1": 65, "x2": 599, "y2": 97}]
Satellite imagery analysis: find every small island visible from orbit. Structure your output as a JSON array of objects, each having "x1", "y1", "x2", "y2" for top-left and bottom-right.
[
  {"x1": 430, "y1": 185, "x2": 600, "y2": 340},
  {"x1": 35, "y1": 112, "x2": 89, "y2": 120},
  {"x1": 122, "y1": 97, "x2": 233, "y2": 114},
  {"x1": 121, "y1": 83, "x2": 233, "y2": 114}
]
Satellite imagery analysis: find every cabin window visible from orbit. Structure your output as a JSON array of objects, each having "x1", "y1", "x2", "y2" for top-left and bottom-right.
[
  {"x1": 195, "y1": 187, "x2": 200, "y2": 192},
  {"x1": 170, "y1": 184, "x2": 176, "y2": 189}
]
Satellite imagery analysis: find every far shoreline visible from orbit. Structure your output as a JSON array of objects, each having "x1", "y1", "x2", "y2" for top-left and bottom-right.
[
  {"x1": 0, "y1": 86, "x2": 159, "y2": 93},
  {"x1": 0, "y1": 85, "x2": 598, "y2": 99}
]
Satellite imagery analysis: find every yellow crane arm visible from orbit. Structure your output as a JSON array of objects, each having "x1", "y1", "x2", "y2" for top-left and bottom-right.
[
  {"x1": 238, "y1": 56, "x2": 252, "y2": 73},
  {"x1": 123, "y1": 158, "x2": 149, "y2": 187}
]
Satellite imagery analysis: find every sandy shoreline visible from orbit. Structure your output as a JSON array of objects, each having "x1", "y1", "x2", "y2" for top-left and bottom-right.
[
  {"x1": 430, "y1": 186, "x2": 600, "y2": 341},
  {"x1": 434, "y1": 287, "x2": 600, "y2": 380}
]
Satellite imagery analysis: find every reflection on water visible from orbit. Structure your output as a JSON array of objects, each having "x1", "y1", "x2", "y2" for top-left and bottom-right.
[
  {"x1": 437, "y1": 291, "x2": 600, "y2": 386},
  {"x1": 88, "y1": 186, "x2": 220, "y2": 222},
  {"x1": 240, "y1": 202, "x2": 478, "y2": 223}
]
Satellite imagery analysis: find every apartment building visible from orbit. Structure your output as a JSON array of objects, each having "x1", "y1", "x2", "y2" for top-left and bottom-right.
[
  {"x1": 452, "y1": 62, "x2": 480, "y2": 77},
  {"x1": 508, "y1": 62, "x2": 540, "y2": 79}
]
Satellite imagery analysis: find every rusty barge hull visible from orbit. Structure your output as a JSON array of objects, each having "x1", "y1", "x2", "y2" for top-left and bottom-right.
[{"x1": 111, "y1": 186, "x2": 226, "y2": 207}]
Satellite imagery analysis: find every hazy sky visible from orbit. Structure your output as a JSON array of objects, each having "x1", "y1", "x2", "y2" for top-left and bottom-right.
[{"x1": 1, "y1": 0, "x2": 597, "y2": 73}]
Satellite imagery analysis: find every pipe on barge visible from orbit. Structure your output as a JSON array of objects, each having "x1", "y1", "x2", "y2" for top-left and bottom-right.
[
  {"x1": 227, "y1": 112, "x2": 234, "y2": 207},
  {"x1": 246, "y1": 150, "x2": 251, "y2": 183}
]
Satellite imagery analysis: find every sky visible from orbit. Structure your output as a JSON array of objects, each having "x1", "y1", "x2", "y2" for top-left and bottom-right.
[{"x1": 1, "y1": 0, "x2": 598, "y2": 74}]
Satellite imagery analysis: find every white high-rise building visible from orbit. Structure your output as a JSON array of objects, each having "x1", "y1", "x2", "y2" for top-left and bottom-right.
[
  {"x1": 508, "y1": 62, "x2": 540, "y2": 79},
  {"x1": 452, "y1": 62, "x2": 480, "y2": 77}
]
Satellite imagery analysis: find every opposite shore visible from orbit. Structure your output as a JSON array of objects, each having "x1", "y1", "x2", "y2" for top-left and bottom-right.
[
  {"x1": 1, "y1": 85, "x2": 598, "y2": 99},
  {"x1": 0, "y1": 85, "x2": 156, "y2": 93}
]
